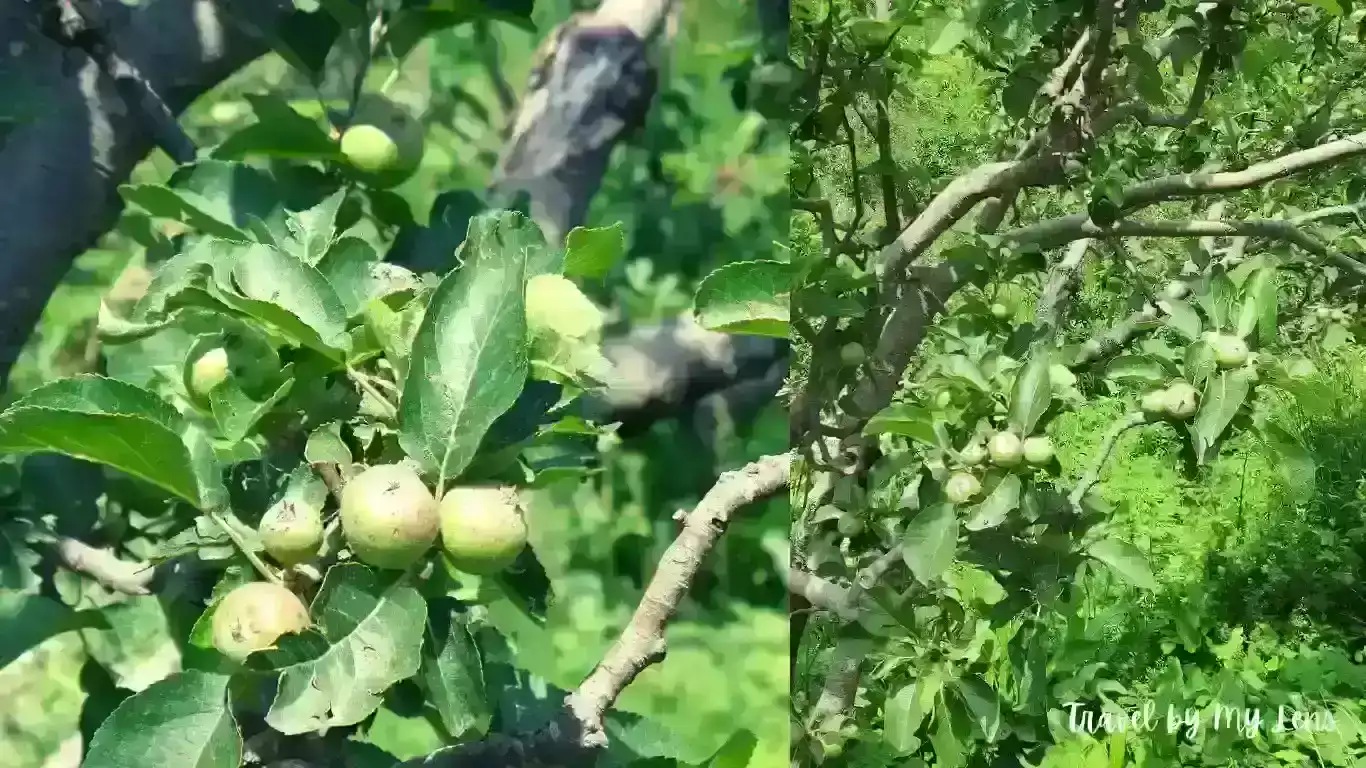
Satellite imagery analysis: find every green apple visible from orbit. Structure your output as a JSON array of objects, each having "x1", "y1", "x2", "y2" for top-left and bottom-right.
[
  {"x1": 210, "y1": 582, "x2": 310, "y2": 663},
  {"x1": 988, "y1": 431, "x2": 1024, "y2": 467},
  {"x1": 190, "y1": 347, "x2": 230, "y2": 396},
  {"x1": 840, "y1": 342, "x2": 866, "y2": 367},
  {"x1": 959, "y1": 441, "x2": 988, "y2": 467},
  {"x1": 259, "y1": 500, "x2": 325, "y2": 566},
  {"x1": 1022, "y1": 436, "x2": 1055, "y2": 465},
  {"x1": 339, "y1": 464, "x2": 440, "y2": 569},
  {"x1": 945, "y1": 472, "x2": 982, "y2": 504},
  {"x1": 439, "y1": 486, "x2": 529, "y2": 575},
  {"x1": 1164, "y1": 382, "x2": 1200, "y2": 420},
  {"x1": 1210, "y1": 334, "x2": 1249, "y2": 368},
  {"x1": 339, "y1": 96, "x2": 425, "y2": 189}
]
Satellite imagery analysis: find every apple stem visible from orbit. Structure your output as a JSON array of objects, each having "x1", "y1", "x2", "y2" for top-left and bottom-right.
[
  {"x1": 206, "y1": 508, "x2": 283, "y2": 586},
  {"x1": 348, "y1": 366, "x2": 399, "y2": 420}
]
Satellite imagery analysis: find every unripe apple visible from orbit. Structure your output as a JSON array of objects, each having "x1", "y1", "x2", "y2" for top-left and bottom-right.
[
  {"x1": 945, "y1": 472, "x2": 982, "y2": 504},
  {"x1": 988, "y1": 431, "x2": 1024, "y2": 467},
  {"x1": 1164, "y1": 382, "x2": 1200, "y2": 420},
  {"x1": 959, "y1": 442, "x2": 988, "y2": 467},
  {"x1": 259, "y1": 500, "x2": 325, "y2": 566},
  {"x1": 1022, "y1": 435, "x2": 1055, "y2": 465},
  {"x1": 339, "y1": 464, "x2": 440, "y2": 570},
  {"x1": 338, "y1": 96, "x2": 425, "y2": 189},
  {"x1": 190, "y1": 347, "x2": 230, "y2": 396},
  {"x1": 210, "y1": 581, "x2": 310, "y2": 663},
  {"x1": 839, "y1": 342, "x2": 866, "y2": 367},
  {"x1": 525, "y1": 273, "x2": 605, "y2": 341},
  {"x1": 439, "y1": 485, "x2": 529, "y2": 575},
  {"x1": 1140, "y1": 389, "x2": 1169, "y2": 416},
  {"x1": 1210, "y1": 334, "x2": 1249, "y2": 368},
  {"x1": 935, "y1": 390, "x2": 953, "y2": 408},
  {"x1": 990, "y1": 303, "x2": 1010, "y2": 319}
]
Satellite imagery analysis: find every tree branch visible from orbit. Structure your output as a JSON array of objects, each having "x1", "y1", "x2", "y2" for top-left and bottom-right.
[
  {"x1": 1069, "y1": 410, "x2": 1148, "y2": 513},
  {"x1": 50, "y1": 535, "x2": 154, "y2": 595},
  {"x1": 402, "y1": 452, "x2": 792, "y2": 766}
]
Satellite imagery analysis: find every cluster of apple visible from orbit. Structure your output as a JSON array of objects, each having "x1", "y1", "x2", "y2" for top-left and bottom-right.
[
  {"x1": 943, "y1": 430, "x2": 1055, "y2": 504},
  {"x1": 209, "y1": 464, "x2": 528, "y2": 662}
]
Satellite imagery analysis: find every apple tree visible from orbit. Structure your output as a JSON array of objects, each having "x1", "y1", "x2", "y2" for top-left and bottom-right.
[
  {"x1": 789, "y1": 0, "x2": 1366, "y2": 765},
  {"x1": 0, "y1": 0, "x2": 792, "y2": 766}
]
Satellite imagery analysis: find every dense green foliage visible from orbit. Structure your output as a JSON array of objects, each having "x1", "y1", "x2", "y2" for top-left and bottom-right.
[
  {"x1": 792, "y1": 0, "x2": 1366, "y2": 766},
  {"x1": 0, "y1": 1, "x2": 789, "y2": 766}
]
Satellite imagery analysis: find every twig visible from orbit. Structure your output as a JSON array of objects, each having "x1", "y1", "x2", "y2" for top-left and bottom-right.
[
  {"x1": 51, "y1": 536, "x2": 155, "y2": 595},
  {"x1": 1069, "y1": 410, "x2": 1149, "y2": 513},
  {"x1": 347, "y1": 366, "x2": 399, "y2": 419},
  {"x1": 565, "y1": 452, "x2": 792, "y2": 745}
]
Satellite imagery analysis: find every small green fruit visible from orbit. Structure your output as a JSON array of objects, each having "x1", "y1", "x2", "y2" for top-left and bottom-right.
[
  {"x1": 1210, "y1": 334, "x2": 1249, "y2": 368},
  {"x1": 840, "y1": 342, "x2": 866, "y2": 367},
  {"x1": 1164, "y1": 382, "x2": 1200, "y2": 420},
  {"x1": 439, "y1": 486, "x2": 529, "y2": 575},
  {"x1": 338, "y1": 96, "x2": 424, "y2": 189},
  {"x1": 988, "y1": 431, "x2": 1024, "y2": 467},
  {"x1": 1022, "y1": 436, "x2": 1055, "y2": 465},
  {"x1": 525, "y1": 274, "x2": 605, "y2": 342},
  {"x1": 959, "y1": 442, "x2": 988, "y2": 467},
  {"x1": 339, "y1": 464, "x2": 440, "y2": 570},
  {"x1": 259, "y1": 500, "x2": 325, "y2": 566},
  {"x1": 945, "y1": 472, "x2": 982, "y2": 504},
  {"x1": 190, "y1": 347, "x2": 231, "y2": 396},
  {"x1": 210, "y1": 581, "x2": 310, "y2": 663},
  {"x1": 935, "y1": 390, "x2": 954, "y2": 408},
  {"x1": 990, "y1": 303, "x2": 1010, "y2": 319}
]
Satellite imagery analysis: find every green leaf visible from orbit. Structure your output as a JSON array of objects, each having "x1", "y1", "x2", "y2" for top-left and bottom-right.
[
  {"x1": 316, "y1": 238, "x2": 421, "y2": 318},
  {"x1": 0, "y1": 376, "x2": 207, "y2": 506},
  {"x1": 884, "y1": 670, "x2": 944, "y2": 755},
  {"x1": 864, "y1": 404, "x2": 938, "y2": 446},
  {"x1": 1161, "y1": 298, "x2": 1203, "y2": 341},
  {"x1": 901, "y1": 503, "x2": 958, "y2": 585},
  {"x1": 703, "y1": 730, "x2": 759, "y2": 767},
  {"x1": 83, "y1": 671, "x2": 240, "y2": 768},
  {"x1": 211, "y1": 93, "x2": 341, "y2": 162},
  {"x1": 1008, "y1": 352, "x2": 1052, "y2": 435},
  {"x1": 254, "y1": 564, "x2": 427, "y2": 733},
  {"x1": 286, "y1": 188, "x2": 348, "y2": 265},
  {"x1": 1105, "y1": 355, "x2": 1172, "y2": 385},
  {"x1": 943, "y1": 563, "x2": 1006, "y2": 607},
  {"x1": 929, "y1": 18, "x2": 971, "y2": 55},
  {"x1": 1191, "y1": 369, "x2": 1253, "y2": 464},
  {"x1": 1300, "y1": 0, "x2": 1344, "y2": 15},
  {"x1": 398, "y1": 212, "x2": 532, "y2": 487},
  {"x1": 953, "y1": 676, "x2": 1003, "y2": 741},
  {"x1": 1243, "y1": 267, "x2": 1278, "y2": 346},
  {"x1": 1085, "y1": 538, "x2": 1158, "y2": 590},
  {"x1": 1258, "y1": 421, "x2": 1316, "y2": 505},
  {"x1": 421, "y1": 599, "x2": 491, "y2": 739},
  {"x1": 230, "y1": 242, "x2": 352, "y2": 355},
  {"x1": 120, "y1": 161, "x2": 282, "y2": 241},
  {"x1": 0, "y1": 593, "x2": 108, "y2": 670},
  {"x1": 963, "y1": 474, "x2": 1021, "y2": 531},
  {"x1": 305, "y1": 421, "x2": 353, "y2": 466},
  {"x1": 693, "y1": 260, "x2": 791, "y2": 338},
  {"x1": 563, "y1": 223, "x2": 626, "y2": 279}
]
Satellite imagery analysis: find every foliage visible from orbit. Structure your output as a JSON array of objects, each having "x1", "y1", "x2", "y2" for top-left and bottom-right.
[
  {"x1": 791, "y1": 0, "x2": 1366, "y2": 766},
  {"x1": 0, "y1": 0, "x2": 790, "y2": 766}
]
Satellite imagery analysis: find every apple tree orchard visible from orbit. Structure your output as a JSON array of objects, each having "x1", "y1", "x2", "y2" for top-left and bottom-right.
[
  {"x1": 0, "y1": 0, "x2": 792, "y2": 766},
  {"x1": 790, "y1": 0, "x2": 1366, "y2": 766}
]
